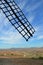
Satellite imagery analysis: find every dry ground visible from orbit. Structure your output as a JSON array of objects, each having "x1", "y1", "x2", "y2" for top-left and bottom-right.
[
  {"x1": 0, "y1": 48, "x2": 43, "y2": 58},
  {"x1": 0, "y1": 58, "x2": 43, "y2": 65},
  {"x1": 0, "y1": 48, "x2": 43, "y2": 65}
]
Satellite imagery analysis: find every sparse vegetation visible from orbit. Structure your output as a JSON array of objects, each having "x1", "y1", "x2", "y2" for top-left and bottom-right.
[
  {"x1": 0, "y1": 48, "x2": 43, "y2": 65},
  {"x1": 11, "y1": 53, "x2": 14, "y2": 56},
  {"x1": 0, "y1": 48, "x2": 43, "y2": 58},
  {"x1": 39, "y1": 56, "x2": 43, "y2": 59}
]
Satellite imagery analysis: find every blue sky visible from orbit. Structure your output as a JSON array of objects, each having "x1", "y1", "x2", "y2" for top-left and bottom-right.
[{"x1": 0, "y1": 0, "x2": 43, "y2": 49}]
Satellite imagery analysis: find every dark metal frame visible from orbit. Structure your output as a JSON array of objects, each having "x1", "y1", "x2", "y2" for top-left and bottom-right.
[{"x1": 0, "y1": 0, "x2": 35, "y2": 41}]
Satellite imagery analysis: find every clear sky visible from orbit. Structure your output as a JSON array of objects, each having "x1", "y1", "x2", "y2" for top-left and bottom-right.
[{"x1": 0, "y1": 0, "x2": 43, "y2": 49}]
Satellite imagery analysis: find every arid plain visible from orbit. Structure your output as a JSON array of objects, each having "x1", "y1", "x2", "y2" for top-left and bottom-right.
[{"x1": 0, "y1": 48, "x2": 43, "y2": 65}]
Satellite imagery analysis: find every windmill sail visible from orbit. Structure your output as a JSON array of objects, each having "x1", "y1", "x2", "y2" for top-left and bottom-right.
[{"x1": 0, "y1": 0, "x2": 35, "y2": 41}]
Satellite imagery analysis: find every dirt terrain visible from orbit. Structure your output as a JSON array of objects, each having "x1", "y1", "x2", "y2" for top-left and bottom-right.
[
  {"x1": 0, "y1": 58, "x2": 43, "y2": 65},
  {"x1": 0, "y1": 48, "x2": 43, "y2": 58},
  {"x1": 0, "y1": 48, "x2": 43, "y2": 65}
]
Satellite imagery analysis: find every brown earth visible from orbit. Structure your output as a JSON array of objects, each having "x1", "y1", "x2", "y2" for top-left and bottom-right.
[
  {"x1": 0, "y1": 48, "x2": 43, "y2": 58},
  {"x1": 0, "y1": 48, "x2": 43, "y2": 65},
  {"x1": 0, "y1": 58, "x2": 43, "y2": 65}
]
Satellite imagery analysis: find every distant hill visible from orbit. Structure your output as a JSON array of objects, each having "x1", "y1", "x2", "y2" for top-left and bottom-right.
[{"x1": 0, "y1": 48, "x2": 43, "y2": 58}]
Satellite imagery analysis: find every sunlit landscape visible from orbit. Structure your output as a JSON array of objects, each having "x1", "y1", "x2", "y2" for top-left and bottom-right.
[
  {"x1": 0, "y1": 0, "x2": 43, "y2": 65},
  {"x1": 0, "y1": 48, "x2": 43, "y2": 65}
]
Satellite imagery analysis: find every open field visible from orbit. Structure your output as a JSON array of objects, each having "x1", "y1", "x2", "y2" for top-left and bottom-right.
[
  {"x1": 0, "y1": 48, "x2": 43, "y2": 65},
  {"x1": 0, "y1": 48, "x2": 43, "y2": 58}
]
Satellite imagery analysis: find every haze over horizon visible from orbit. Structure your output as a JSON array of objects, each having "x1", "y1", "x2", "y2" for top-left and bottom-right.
[{"x1": 0, "y1": 0, "x2": 43, "y2": 49}]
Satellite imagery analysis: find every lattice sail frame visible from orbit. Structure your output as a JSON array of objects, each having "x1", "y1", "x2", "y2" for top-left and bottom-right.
[{"x1": 0, "y1": 0, "x2": 35, "y2": 41}]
